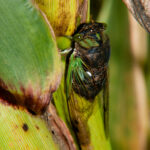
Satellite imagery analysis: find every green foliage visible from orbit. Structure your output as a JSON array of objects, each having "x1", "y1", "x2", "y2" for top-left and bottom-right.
[
  {"x1": 0, "y1": 0, "x2": 61, "y2": 113},
  {"x1": 0, "y1": 103, "x2": 58, "y2": 150},
  {"x1": 0, "y1": 0, "x2": 62, "y2": 149}
]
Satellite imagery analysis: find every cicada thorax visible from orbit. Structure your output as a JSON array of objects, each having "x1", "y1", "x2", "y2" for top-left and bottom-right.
[{"x1": 72, "y1": 22, "x2": 110, "y2": 100}]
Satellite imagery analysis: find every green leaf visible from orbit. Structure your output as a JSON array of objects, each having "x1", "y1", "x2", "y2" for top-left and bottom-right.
[
  {"x1": 0, "y1": 101, "x2": 58, "y2": 150},
  {"x1": 0, "y1": 0, "x2": 62, "y2": 113}
]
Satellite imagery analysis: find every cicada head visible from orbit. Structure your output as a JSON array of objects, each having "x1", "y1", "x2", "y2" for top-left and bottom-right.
[{"x1": 73, "y1": 22, "x2": 106, "y2": 43}]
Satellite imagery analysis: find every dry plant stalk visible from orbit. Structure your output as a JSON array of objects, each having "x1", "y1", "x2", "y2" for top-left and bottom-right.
[
  {"x1": 123, "y1": 0, "x2": 150, "y2": 33},
  {"x1": 43, "y1": 103, "x2": 76, "y2": 150},
  {"x1": 129, "y1": 13, "x2": 148, "y2": 150}
]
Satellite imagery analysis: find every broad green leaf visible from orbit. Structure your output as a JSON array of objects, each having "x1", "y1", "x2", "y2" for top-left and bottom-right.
[
  {"x1": 0, "y1": 100, "x2": 58, "y2": 150},
  {"x1": 0, "y1": 0, "x2": 62, "y2": 113}
]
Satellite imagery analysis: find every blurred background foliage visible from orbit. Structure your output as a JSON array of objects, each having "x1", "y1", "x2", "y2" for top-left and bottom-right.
[{"x1": 91, "y1": 0, "x2": 150, "y2": 150}]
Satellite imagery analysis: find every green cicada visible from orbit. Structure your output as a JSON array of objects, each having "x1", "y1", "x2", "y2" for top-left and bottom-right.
[{"x1": 65, "y1": 22, "x2": 110, "y2": 147}]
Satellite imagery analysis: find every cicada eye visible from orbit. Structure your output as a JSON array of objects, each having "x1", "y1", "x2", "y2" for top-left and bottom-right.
[{"x1": 73, "y1": 33, "x2": 83, "y2": 41}]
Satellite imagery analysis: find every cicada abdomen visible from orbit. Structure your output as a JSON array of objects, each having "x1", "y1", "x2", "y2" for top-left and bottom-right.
[{"x1": 65, "y1": 22, "x2": 110, "y2": 148}]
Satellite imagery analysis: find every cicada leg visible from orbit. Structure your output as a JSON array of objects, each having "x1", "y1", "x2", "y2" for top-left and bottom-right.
[{"x1": 60, "y1": 48, "x2": 72, "y2": 56}]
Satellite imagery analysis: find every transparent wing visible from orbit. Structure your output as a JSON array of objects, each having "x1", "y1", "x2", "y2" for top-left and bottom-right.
[
  {"x1": 65, "y1": 53, "x2": 91, "y2": 100},
  {"x1": 65, "y1": 55, "x2": 94, "y2": 145},
  {"x1": 103, "y1": 69, "x2": 109, "y2": 138}
]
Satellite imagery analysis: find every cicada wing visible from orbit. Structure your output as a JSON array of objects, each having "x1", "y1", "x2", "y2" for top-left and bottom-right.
[
  {"x1": 67, "y1": 56, "x2": 94, "y2": 117},
  {"x1": 65, "y1": 58, "x2": 94, "y2": 146},
  {"x1": 65, "y1": 51, "x2": 74, "y2": 99},
  {"x1": 103, "y1": 69, "x2": 109, "y2": 138},
  {"x1": 65, "y1": 54, "x2": 87, "y2": 100}
]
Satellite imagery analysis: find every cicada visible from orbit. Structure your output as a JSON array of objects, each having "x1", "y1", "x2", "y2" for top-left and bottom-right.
[{"x1": 64, "y1": 22, "x2": 110, "y2": 147}]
